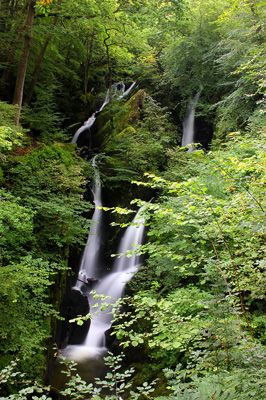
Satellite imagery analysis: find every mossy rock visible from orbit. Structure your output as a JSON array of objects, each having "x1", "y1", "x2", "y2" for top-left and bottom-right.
[
  {"x1": 95, "y1": 89, "x2": 146, "y2": 147},
  {"x1": 126, "y1": 89, "x2": 146, "y2": 124},
  {"x1": 117, "y1": 126, "x2": 137, "y2": 137}
]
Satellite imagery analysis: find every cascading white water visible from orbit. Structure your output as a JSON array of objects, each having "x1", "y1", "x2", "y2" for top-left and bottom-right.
[
  {"x1": 119, "y1": 81, "x2": 137, "y2": 99},
  {"x1": 71, "y1": 81, "x2": 137, "y2": 144},
  {"x1": 112, "y1": 81, "x2": 125, "y2": 98},
  {"x1": 71, "y1": 114, "x2": 97, "y2": 144},
  {"x1": 182, "y1": 91, "x2": 201, "y2": 149},
  {"x1": 72, "y1": 156, "x2": 102, "y2": 293},
  {"x1": 63, "y1": 82, "x2": 141, "y2": 362},
  {"x1": 84, "y1": 209, "x2": 145, "y2": 353},
  {"x1": 99, "y1": 89, "x2": 110, "y2": 112},
  {"x1": 113, "y1": 211, "x2": 144, "y2": 273},
  {"x1": 62, "y1": 208, "x2": 145, "y2": 361}
]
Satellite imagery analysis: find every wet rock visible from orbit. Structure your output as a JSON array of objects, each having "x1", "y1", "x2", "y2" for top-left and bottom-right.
[{"x1": 59, "y1": 289, "x2": 90, "y2": 347}]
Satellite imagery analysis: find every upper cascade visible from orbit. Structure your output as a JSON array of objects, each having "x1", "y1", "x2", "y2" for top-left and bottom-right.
[{"x1": 71, "y1": 81, "x2": 136, "y2": 144}]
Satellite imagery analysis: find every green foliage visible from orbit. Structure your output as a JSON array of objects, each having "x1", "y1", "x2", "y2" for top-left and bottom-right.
[
  {"x1": 0, "y1": 103, "x2": 25, "y2": 157},
  {"x1": 5, "y1": 142, "x2": 90, "y2": 256},
  {"x1": 0, "y1": 126, "x2": 23, "y2": 153},
  {"x1": 0, "y1": 257, "x2": 63, "y2": 375},
  {"x1": 0, "y1": 353, "x2": 156, "y2": 399},
  {"x1": 161, "y1": 0, "x2": 266, "y2": 140},
  {"x1": 0, "y1": 110, "x2": 92, "y2": 382},
  {"x1": 22, "y1": 84, "x2": 62, "y2": 140},
  {"x1": 0, "y1": 0, "x2": 265, "y2": 398},
  {"x1": 0, "y1": 361, "x2": 52, "y2": 400},
  {"x1": 111, "y1": 130, "x2": 266, "y2": 394},
  {"x1": 114, "y1": 287, "x2": 212, "y2": 359},
  {"x1": 0, "y1": 189, "x2": 33, "y2": 263},
  {"x1": 156, "y1": 364, "x2": 266, "y2": 400},
  {"x1": 137, "y1": 132, "x2": 266, "y2": 299},
  {"x1": 0, "y1": 102, "x2": 19, "y2": 129},
  {"x1": 60, "y1": 352, "x2": 156, "y2": 400}
]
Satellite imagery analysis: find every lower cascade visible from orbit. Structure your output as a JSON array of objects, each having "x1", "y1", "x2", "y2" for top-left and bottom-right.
[
  {"x1": 62, "y1": 162, "x2": 145, "y2": 362},
  {"x1": 72, "y1": 155, "x2": 102, "y2": 294}
]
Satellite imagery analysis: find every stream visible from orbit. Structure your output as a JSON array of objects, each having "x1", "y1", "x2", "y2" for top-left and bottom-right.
[
  {"x1": 61, "y1": 82, "x2": 143, "y2": 365},
  {"x1": 60, "y1": 83, "x2": 199, "y2": 369}
]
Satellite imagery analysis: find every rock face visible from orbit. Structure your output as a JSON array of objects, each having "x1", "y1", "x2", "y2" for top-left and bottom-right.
[
  {"x1": 126, "y1": 89, "x2": 146, "y2": 124},
  {"x1": 58, "y1": 288, "x2": 90, "y2": 348}
]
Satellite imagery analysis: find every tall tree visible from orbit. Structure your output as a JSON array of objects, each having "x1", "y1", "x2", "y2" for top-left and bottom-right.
[{"x1": 12, "y1": 0, "x2": 36, "y2": 124}]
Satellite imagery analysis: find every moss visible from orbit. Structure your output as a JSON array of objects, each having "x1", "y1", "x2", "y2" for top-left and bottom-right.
[
  {"x1": 126, "y1": 89, "x2": 146, "y2": 124},
  {"x1": 97, "y1": 118, "x2": 115, "y2": 147},
  {"x1": 96, "y1": 89, "x2": 146, "y2": 146},
  {"x1": 117, "y1": 126, "x2": 137, "y2": 137}
]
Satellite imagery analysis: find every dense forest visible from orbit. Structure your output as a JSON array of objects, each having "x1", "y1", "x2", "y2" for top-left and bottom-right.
[{"x1": 0, "y1": 0, "x2": 265, "y2": 399}]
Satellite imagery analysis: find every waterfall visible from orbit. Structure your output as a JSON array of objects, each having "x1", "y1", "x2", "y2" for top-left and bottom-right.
[
  {"x1": 71, "y1": 81, "x2": 137, "y2": 144},
  {"x1": 119, "y1": 81, "x2": 137, "y2": 99},
  {"x1": 62, "y1": 208, "x2": 145, "y2": 361},
  {"x1": 182, "y1": 91, "x2": 201, "y2": 149},
  {"x1": 71, "y1": 114, "x2": 97, "y2": 144},
  {"x1": 72, "y1": 155, "x2": 102, "y2": 293},
  {"x1": 99, "y1": 89, "x2": 111, "y2": 112},
  {"x1": 62, "y1": 81, "x2": 141, "y2": 362},
  {"x1": 113, "y1": 210, "x2": 144, "y2": 273},
  {"x1": 84, "y1": 208, "x2": 145, "y2": 354}
]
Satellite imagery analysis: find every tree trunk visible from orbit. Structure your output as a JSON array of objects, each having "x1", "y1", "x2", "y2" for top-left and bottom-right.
[
  {"x1": 25, "y1": 35, "x2": 51, "y2": 105},
  {"x1": 13, "y1": 0, "x2": 35, "y2": 125},
  {"x1": 0, "y1": 2, "x2": 24, "y2": 100}
]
